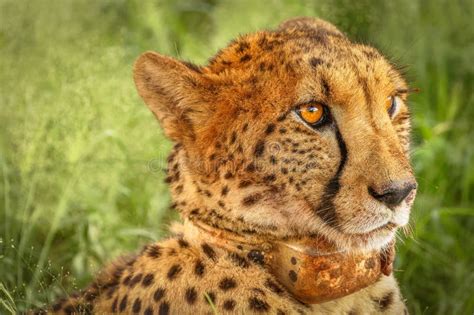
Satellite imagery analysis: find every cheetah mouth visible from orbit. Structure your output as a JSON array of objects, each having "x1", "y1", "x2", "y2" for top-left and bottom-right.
[
  {"x1": 348, "y1": 222, "x2": 398, "y2": 236},
  {"x1": 337, "y1": 221, "x2": 398, "y2": 252}
]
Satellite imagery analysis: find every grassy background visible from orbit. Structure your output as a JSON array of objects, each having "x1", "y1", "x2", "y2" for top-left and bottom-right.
[{"x1": 0, "y1": 0, "x2": 473, "y2": 313}]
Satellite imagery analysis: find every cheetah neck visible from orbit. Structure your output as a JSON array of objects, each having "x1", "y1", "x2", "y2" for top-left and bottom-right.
[
  {"x1": 182, "y1": 220, "x2": 394, "y2": 305},
  {"x1": 167, "y1": 145, "x2": 395, "y2": 304}
]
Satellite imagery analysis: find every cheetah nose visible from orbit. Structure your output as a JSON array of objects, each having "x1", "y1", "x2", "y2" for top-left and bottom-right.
[{"x1": 368, "y1": 180, "x2": 417, "y2": 208}]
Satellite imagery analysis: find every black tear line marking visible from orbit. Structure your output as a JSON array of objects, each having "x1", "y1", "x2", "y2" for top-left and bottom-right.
[{"x1": 314, "y1": 124, "x2": 348, "y2": 228}]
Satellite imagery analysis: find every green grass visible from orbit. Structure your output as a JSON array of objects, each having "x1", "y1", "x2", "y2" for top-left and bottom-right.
[{"x1": 0, "y1": 0, "x2": 473, "y2": 314}]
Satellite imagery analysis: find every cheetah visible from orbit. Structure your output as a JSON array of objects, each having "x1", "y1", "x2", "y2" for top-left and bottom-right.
[{"x1": 43, "y1": 17, "x2": 417, "y2": 314}]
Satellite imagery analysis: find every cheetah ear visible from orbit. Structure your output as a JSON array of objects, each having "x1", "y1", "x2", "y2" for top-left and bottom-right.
[
  {"x1": 133, "y1": 51, "x2": 212, "y2": 143},
  {"x1": 278, "y1": 17, "x2": 345, "y2": 37}
]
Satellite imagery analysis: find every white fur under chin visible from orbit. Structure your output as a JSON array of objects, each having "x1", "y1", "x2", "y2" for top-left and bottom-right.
[
  {"x1": 303, "y1": 212, "x2": 398, "y2": 254},
  {"x1": 238, "y1": 201, "x2": 403, "y2": 254},
  {"x1": 390, "y1": 202, "x2": 411, "y2": 226},
  {"x1": 321, "y1": 202, "x2": 412, "y2": 253}
]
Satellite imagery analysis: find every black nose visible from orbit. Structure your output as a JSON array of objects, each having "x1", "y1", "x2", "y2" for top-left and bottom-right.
[{"x1": 368, "y1": 180, "x2": 417, "y2": 208}]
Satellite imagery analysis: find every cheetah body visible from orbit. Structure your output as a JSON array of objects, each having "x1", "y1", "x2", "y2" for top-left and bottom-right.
[{"x1": 52, "y1": 221, "x2": 406, "y2": 314}]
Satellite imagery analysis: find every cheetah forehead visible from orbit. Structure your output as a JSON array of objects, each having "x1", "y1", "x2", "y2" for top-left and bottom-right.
[
  {"x1": 202, "y1": 19, "x2": 406, "y2": 114},
  {"x1": 207, "y1": 21, "x2": 391, "y2": 75}
]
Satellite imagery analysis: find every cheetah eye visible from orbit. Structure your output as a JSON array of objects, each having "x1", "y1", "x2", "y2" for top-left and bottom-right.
[
  {"x1": 385, "y1": 96, "x2": 399, "y2": 118},
  {"x1": 295, "y1": 102, "x2": 331, "y2": 128}
]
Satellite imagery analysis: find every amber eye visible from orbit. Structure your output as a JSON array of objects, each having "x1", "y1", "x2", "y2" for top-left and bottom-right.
[
  {"x1": 295, "y1": 102, "x2": 330, "y2": 128},
  {"x1": 385, "y1": 96, "x2": 397, "y2": 117}
]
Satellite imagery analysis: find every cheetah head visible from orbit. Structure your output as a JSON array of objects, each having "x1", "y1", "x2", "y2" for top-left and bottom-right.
[{"x1": 134, "y1": 18, "x2": 417, "y2": 252}]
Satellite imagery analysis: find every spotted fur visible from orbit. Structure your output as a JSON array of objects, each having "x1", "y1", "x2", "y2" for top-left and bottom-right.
[{"x1": 42, "y1": 17, "x2": 415, "y2": 314}]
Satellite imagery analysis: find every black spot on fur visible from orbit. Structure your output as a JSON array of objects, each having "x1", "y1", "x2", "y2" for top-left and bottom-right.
[
  {"x1": 132, "y1": 298, "x2": 141, "y2": 313},
  {"x1": 201, "y1": 243, "x2": 216, "y2": 260},
  {"x1": 242, "y1": 193, "x2": 262, "y2": 206},
  {"x1": 119, "y1": 295, "x2": 128, "y2": 312},
  {"x1": 277, "y1": 113, "x2": 287, "y2": 121},
  {"x1": 252, "y1": 287, "x2": 266, "y2": 295},
  {"x1": 239, "y1": 180, "x2": 252, "y2": 188},
  {"x1": 230, "y1": 131, "x2": 237, "y2": 144},
  {"x1": 84, "y1": 289, "x2": 97, "y2": 302},
  {"x1": 224, "y1": 171, "x2": 234, "y2": 179},
  {"x1": 144, "y1": 307, "x2": 153, "y2": 315},
  {"x1": 190, "y1": 208, "x2": 199, "y2": 216},
  {"x1": 263, "y1": 174, "x2": 276, "y2": 182},
  {"x1": 277, "y1": 309, "x2": 286, "y2": 315},
  {"x1": 265, "y1": 123, "x2": 276, "y2": 134},
  {"x1": 223, "y1": 299, "x2": 237, "y2": 310},
  {"x1": 249, "y1": 297, "x2": 270, "y2": 312},
  {"x1": 228, "y1": 252, "x2": 250, "y2": 268},
  {"x1": 376, "y1": 292, "x2": 394, "y2": 311},
  {"x1": 129, "y1": 273, "x2": 143, "y2": 287},
  {"x1": 185, "y1": 287, "x2": 197, "y2": 304},
  {"x1": 321, "y1": 78, "x2": 331, "y2": 97},
  {"x1": 147, "y1": 245, "x2": 161, "y2": 258},
  {"x1": 265, "y1": 278, "x2": 284, "y2": 295},
  {"x1": 167, "y1": 264, "x2": 182, "y2": 280},
  {"x1": 205, "y1": 291, "x2": 216, "y2": 304},
  {"x1": 237, "y1": 41, "x2": 250, "y2": 52},
  {"x1": 194, "y1": 260, "x2": 205, "y2": 277},
  {"x1": 254, "y1": 140, "x2": 265, "y2": 157},
  {"x1": 153, "y1": 288, "x2": 165, "y2": 302},
  {"x1": 289, "y1": 270, "x2": 298, "y2": 282},
  {"x1": 246, "y1": 163, "x2": 256, "y2": 172},
  {"x1": 240, "y1": 54, "x2": 252, "y2": 62},
  {"x1": 219, "y1": 277, "x2": 237, "y2": 291},
  {"x1": 142, "y1": 273, "x2": 154, "y2": 287},
  {"x1": 111, "y1": 297, "x2": 118, "y2": 312},
  {"x1": 63, "y1": 305, "x2": 75, "y2": 315},
  {"x1": 122, "y1": 275, "x2": 131, "y2": 285},
  {"x1": 52, "y1": 299, "x2": 65, "y2": 312},
  {"x1": 159, "y1": 302, "x2": 170, "y2": 315},
  {"x1": 175, "y1": 184, "x2": 183, "y2": 194},
  {"x1": 247, "y1": 250, "x2": 265, "y2": 265},
  {"x1": 178, "y1": 238, "x2": 189, "y2": 248},
  {"x1": 221, "y1": 185, "x2": 229, "y2": 196},
  {"x1": 291, "y1": 257, "x2": 297, "y2": 265},
  {"x1": 310, "y1": 57, "x2": 324, "y2": 68},
  {"x1": 105, "y1": 285, "x2": 117, "y2": 299}
]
